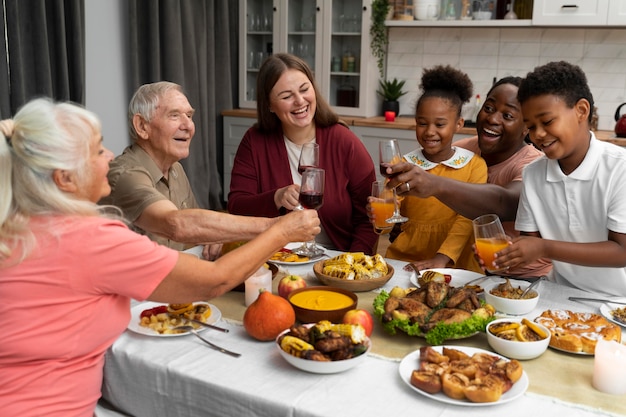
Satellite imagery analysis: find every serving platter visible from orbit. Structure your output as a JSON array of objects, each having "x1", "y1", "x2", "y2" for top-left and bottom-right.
[
  {"x1": 600, "y1": 303, "x2": 626, "y2": 328},
  {"x1": 127, "y1": 301, "x2": 222, "y2": 337},
  {"x1": 398, "y1": 346, "x2": 529, "y2": 406}
]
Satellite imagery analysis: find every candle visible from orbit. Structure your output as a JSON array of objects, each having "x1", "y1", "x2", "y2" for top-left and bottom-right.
[
  {"x1": 592, "y1": 339, "x2": 626, "y2": 395},
  {"x1": 384, "y1": 111, "x2": 396, "y2": 122},
  {"x1": 244, "y1": 266, "x2": 272, "y2": 306}
]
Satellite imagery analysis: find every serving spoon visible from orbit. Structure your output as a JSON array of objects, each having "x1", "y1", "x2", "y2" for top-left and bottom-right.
[
  {"x1": 519, "y1": 275, "x2": 546, "y2": 299},
  {"x1": 174, "y1": 325, "x2": 241, "y2": 358}
]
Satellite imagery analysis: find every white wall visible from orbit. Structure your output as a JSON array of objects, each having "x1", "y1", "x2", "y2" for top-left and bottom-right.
[
  {"x1": 85, "y1": 0, "x2": 129, "y2": 156},
  {"x1": 387, "y1": 27, "x2": 626, "y2": 131}
]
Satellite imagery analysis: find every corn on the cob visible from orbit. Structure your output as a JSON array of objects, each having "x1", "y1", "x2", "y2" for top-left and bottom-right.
[
  {"x1": 353, "y1": 263, "x2": 373, "y2": 280},
  {"x1": 280, "y1": 335, "x2": 315, "y2": 357},
  {"x1": 324, "y1": 253, "x2": 356, "y2": 266},
  {"x1": 313, "y1": 321, "x2": 366, "y2": 344},
  {"x1": 322, "y1": 265, "x2": 355, "y2": 280}
]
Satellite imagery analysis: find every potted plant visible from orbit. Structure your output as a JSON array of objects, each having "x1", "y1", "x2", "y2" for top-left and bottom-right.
[
  {"x1": 370, "y1": 0, "x2": 391, "y2": 79},
  {"x1": 377, "y1": 78, "x2": 408, "y2": 116}
]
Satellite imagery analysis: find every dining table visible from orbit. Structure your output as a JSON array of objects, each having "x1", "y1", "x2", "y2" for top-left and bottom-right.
[{"x1": 101, "y1": 247, "x2": 626, "y2": 417}]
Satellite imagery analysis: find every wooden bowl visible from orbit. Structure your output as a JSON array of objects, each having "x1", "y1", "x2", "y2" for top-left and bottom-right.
[
  {"x1": 313, "y1": 259, "x2": 394, "y2": 292},
  {"x1": 232, "y1": 263, "x2": 278, "y2": 292},
  {"x1": 287, "y1": 286, "x2": 358, "y2": 324}
]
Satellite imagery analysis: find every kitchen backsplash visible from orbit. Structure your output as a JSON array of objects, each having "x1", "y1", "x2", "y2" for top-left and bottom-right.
[{"x1": 386, "y1": 26, "x2": 626, "y2": 132}]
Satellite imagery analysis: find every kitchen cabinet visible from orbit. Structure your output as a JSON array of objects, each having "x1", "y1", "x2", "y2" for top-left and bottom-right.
[
  {"x1": 386, "y1": 0, "x2": 626, "y2": 26},
  {"x1": 222, "y1": 115, "x2": 256, "y2": 198},
  {"x1": 239, "y1": 0, "x2": 379, "y2": 117},
  {"x1": 532, "y1": 0, "x2": 626, "y2": 26}
]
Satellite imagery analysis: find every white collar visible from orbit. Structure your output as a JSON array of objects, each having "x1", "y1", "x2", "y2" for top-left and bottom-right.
[{"x1": 403, "y1": 147, "x2": 476, "y2": 170}]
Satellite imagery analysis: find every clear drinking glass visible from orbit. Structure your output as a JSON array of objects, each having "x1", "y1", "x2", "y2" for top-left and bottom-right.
[
  {"x1": 472, "y1": 214, "x2": 510, "y2": 273},
  {"x1": 292, "y1": 168, "x2": 325, "y2": 258},
  {"x1": 378, "y1": 140, "x2": 408, "y2": 223},
  {"x1": 298, "y1": 142, "x2": 319, "y2": 174},
  {"x1": 370, "y1": 181, "x2": 395, "y2": 235}
]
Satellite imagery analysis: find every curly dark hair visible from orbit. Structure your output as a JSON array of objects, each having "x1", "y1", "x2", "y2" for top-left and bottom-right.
[
  {"x1": 415, "y1": 65, "x2": 473, "y2": 117},
  {"x1": 488, "y1": 76, "x2": 522, "y2": 95},
  {"x1": 518, "y1": 61, "x2": 594, "y2": 122}
]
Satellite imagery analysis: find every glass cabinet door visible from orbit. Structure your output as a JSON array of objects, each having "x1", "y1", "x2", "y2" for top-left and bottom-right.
[
  {"x1": 328, "y1": 0, "x2": 363, "y2": 110},
  {"x1": 286, "y1": 0, "x2": 318, "y2": 73},
  {"x1": 240, "y1": 0, "x2": 276, "y2": 106}
]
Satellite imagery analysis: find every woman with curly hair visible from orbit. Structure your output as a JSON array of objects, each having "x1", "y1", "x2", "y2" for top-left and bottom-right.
[{"x1": 384, "y1": 65, "x2": 487, "y2": 272}]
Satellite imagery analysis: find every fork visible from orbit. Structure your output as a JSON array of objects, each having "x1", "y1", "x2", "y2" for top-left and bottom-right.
[{"x1": 174, "y1": 325, "x2": 241, "y2": 358}]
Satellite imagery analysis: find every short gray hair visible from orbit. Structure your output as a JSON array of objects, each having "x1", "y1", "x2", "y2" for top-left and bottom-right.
[{"x1": 127, "y1": 81, "x2": 184, "y2": 142}]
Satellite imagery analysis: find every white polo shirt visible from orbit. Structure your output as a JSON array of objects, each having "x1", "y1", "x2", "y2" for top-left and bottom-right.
[{"x1": 516, "y1": 133, "x2": 626, "y2": 297}]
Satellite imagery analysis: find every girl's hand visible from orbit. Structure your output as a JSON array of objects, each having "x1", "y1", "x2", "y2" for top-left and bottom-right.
[{"x1": 403, "y1": 254, "x2": 451, "y2": 272}]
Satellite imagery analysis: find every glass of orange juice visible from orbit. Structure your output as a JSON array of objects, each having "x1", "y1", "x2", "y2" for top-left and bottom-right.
[
  {"x1": 371, "y1": 181, "x2": 396, "y2": 234},
  {"x1": 472, "y1": 214, "x2": 510, "y2": 273}
]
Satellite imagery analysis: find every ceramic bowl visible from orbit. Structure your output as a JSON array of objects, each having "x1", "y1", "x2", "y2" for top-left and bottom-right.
[
  {"x1": 276, "y1": 325, "x2": 371, "y2": 373},
  {"x1": 313, "y1": 259, "x2": 394, "y2": 292},
  {"x1": 287, "y1": 286, "x2": 358, "y2": 324},
  {"x1": 483, "y1": 280, "x2": 540, "y2": 315},
  {"x1": 486, "y1": 318, "x2": 550, "y2": 360},
  {"x1": 473, "y1": 11, "x2": 493, "y2": 20}
]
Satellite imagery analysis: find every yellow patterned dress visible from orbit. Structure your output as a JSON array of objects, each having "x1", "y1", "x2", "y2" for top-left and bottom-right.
[{"x1": 385, "y1": 147, "x2": 487, "y2": 272}]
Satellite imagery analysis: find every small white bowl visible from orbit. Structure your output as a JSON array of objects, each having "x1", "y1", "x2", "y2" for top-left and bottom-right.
[
  {"x1": 276, "y1": 325, "x2": 371, "y2": 374},
  {"x1": 473, "y1": 11, "x2": 492, "y2": 20},
  {"x1": 483, "y1": 280, "x2": 540, "y2": 315},
  {"x1": 487, "y1": 318, "x2": 550, "y2": 360}
]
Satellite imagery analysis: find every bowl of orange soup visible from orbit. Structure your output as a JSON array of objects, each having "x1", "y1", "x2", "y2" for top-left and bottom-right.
[{"x1": 287, "y1": 286, "x2": 358, "y2": 323}]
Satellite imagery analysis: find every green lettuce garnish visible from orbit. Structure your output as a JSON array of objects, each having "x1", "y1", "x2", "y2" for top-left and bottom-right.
[{"x1": 373, "y1": 290, "x2": 495, "y2": 346}]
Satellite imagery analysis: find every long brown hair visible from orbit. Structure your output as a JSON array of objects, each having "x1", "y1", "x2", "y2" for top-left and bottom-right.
[{"x1": 255, "y1": 53, "x2": 338, "y2": 133}]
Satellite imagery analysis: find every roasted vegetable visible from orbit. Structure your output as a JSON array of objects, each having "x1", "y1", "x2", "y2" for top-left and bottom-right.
[
  {"x1": 280, "y1": 335, "x2": 315, "y2": 357},
  {"x1": 314, "y1": 320, "x2": 366, "y2": 344}
]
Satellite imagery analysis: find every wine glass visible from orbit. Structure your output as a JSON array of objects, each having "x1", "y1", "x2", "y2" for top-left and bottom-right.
[
  {"x1": 370, "y1": 181, "x2": 395, "y2": 235},
  {"x1": 472, "y1": 214, "x2": 511, "y2": 273},
  {"x1": 292, "y1": 168, "x2": 325, "y2": 257},
  {"x1": 298, "y1": 142, "x2": 319, "y2": 174},
  {"x1": 378, "y1": 140, "x2": 408, "y2": 223}
]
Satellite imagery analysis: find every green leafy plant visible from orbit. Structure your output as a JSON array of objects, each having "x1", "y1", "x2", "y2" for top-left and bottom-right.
[
  {"x1": 377, "y1": 78, "x2": 408, "y2": 102},
  {"x1": 370, "y1": 0, "x2": 391, "y2": 79}
]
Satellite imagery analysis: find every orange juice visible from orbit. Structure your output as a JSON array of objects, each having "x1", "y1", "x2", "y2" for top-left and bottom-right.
[
  {"x1": 475, "y1": 237, "x2": 509, "y2": 272},
  {"x1": 371, "y1": 200, "x2": 395, "y2": 229}
]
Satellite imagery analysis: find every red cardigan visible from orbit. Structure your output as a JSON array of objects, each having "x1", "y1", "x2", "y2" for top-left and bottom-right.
[{"x1": 228, "y1": 123, "x2": 378, "y2": 254}]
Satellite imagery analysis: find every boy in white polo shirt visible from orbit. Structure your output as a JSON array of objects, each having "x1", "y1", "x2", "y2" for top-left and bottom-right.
[{"x1": 493, "y1": 61, "x2": 626, "y2": 297}]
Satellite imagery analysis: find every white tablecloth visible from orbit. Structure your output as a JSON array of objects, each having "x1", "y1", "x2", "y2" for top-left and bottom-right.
[{"x1": 102, "y1": 251, "x2": 624, "y2": 417}]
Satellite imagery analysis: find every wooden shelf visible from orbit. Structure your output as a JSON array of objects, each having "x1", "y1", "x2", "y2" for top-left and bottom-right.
[{"x1": 385, "y1": 19, "x2": 532, "y2": 27}]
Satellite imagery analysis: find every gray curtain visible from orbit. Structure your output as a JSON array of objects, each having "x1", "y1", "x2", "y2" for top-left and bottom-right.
[
  {"x1": 0, "y1": 0, "x2": 85, "y2": 118},
  {"x1": 127, "y1": 0, "x2": 237, "y2": 210}
]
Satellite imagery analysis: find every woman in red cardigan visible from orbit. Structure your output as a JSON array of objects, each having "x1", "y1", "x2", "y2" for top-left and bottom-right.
[{"x1": 228, "y1": 53, "x2": 378, "y2": 254}]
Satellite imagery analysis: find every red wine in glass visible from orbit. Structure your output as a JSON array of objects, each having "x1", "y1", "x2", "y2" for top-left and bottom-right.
[
  {"x1": 298, "y1": 165, "x2": 317, "y2": 175},
  {"x1": 299, "y1": 191, "x2": 324, "y2": 210}
]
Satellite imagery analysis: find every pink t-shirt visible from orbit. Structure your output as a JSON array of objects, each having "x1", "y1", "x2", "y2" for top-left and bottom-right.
[{"x1": 0, "y1": 215, "x2": 178, "y2": 417}]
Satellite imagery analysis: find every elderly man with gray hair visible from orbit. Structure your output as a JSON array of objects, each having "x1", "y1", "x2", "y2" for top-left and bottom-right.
[{"x1": 100, "y1": 82, "x2": 282, "y2": 259}]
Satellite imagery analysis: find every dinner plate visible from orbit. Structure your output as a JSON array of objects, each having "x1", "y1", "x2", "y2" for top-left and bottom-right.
[
  {"x1": 548, "y1": 345, "x2": 593, "y2": 356},
  {"x1": 600, "y1": 303, "x2": 626, "y2": 328},
  {"x1": 398, "y1": 345, "x2": 529, "y2": 406},
  {"x1": 409, "y1": 268, "x2": 486, "y2": 288},
  {"x1": 127, "y1": 301, "x2": 222, "y2": 337},
  {"x1": 267, "y1": 242, "x2": 326, "y2": 266}
]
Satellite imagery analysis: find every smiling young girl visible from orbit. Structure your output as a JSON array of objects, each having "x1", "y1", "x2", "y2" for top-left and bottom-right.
[{"x1": 385, "y1": 65, "x2": 487, "y2": 272}]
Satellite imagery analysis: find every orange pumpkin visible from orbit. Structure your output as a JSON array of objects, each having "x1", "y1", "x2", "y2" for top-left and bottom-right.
[{"x1": 243, "y1": 289, "x2": 295, "y2": 341}]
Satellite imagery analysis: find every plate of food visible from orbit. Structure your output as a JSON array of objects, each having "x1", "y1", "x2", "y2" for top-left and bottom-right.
[
  {"x1": 600, "y1": 303, "x2": 626, "y2": 328},
  {"x1": 127, "y1": 301, "x2": 222, "y2": 337},
  {"x1": 409, "y1": 268, "x2": 487, "y2": 290},
  {"x1": 398, "y1": 345, "x2": 528, "y2": 406},
  {"x1": 373, "y1": 284, "x2": 496, "y2": 345},
  {"x1": 267, "y1": 243, "x2": 326, "y2": 265},
  {"x1": 535, "y1": 309, "x2": 622, "y2": 355}
]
